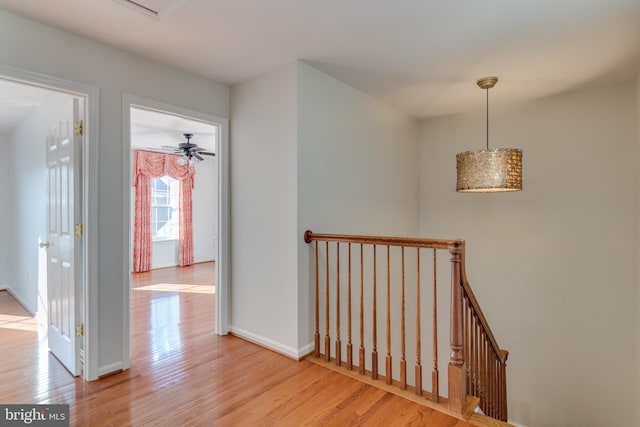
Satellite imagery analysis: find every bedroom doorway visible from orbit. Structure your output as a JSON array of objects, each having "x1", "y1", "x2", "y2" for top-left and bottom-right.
[{"x1": 123, "y1": 95, "x2": 230, "y2": 370}]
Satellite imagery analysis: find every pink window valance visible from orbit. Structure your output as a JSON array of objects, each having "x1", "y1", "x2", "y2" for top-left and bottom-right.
[{"x1": 133, "y1": 150, "x2": 196, "y2": 273}]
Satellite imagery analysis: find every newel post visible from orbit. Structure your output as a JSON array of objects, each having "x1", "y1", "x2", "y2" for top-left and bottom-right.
[{"x1": 448, "y1": 241, "x2": 466, "y2": 415}]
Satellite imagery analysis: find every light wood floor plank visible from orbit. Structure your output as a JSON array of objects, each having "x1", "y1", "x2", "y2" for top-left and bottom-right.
[{"x1": 0, "y1": 262, "x2": 488, "y2": 426}]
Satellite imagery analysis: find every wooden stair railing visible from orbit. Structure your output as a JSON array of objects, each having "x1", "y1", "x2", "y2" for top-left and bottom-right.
[{"x1": 304, "y1": 230, "x2": 509, "y2": 422}]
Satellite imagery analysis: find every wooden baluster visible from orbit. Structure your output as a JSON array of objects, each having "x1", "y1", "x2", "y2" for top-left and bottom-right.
[
  {"x1": 497, "y1": 357, "x2": 502, "y2": 419},
  {"x1": 495, "y1": 354, "x2": 500, "y2": 418},
  {"x1": 467, "y1": 313, "x2": 472, "y2": 396},
  {"x1": 496, "y1": 353, "x2": 500, "y2": 418},
  {"x1": 415, "y1": 248, "x2": 422, "y2": 396},
  {"x1": 325, "y1": 241, "x2": 331, "y2": 362},
  {"x1": 385, "y1": 245, "x2": 392, "y2": 385},
  {"x1": 347, "y1": 243, "x2": 353, "y2": 370},
  {"x1": 489, "y1": 349, "x2": 495, "y2": 418},
  {"x1": 470, "y1": 313, "x2": 476, "y2": 397},
  {"x1": 400, "y1": 246, "x2": 406, "y2": 390},
  {"x1": 359, "y1": 244, "x2": 365, "y2": 375},
  {"x1": 432, "y1": 248, "x2": 439, "y2": 402},
  {"x1": 468, "y1": 300, "x2": 473, "y2": 394},
  {"x1": 472, "y1": 314, "x2": 480, "y2": 397},
  {"x1": 476, "y1": 317, "x2": 481, "y2": 399},
  {"x1": 501, "y1": 349, "x2": 509, "y2": 421},
  {"x1": 372, "y1": 244, "x2": 378, "y2": 380},
  {"x1": 447, "y1": 243, "x2": 465, "y2": 414},
  {"x1": 464, "y1": 296, "x2": 470, "y2": 394},
  {"x1": 480, "y1": 330, "x2": 486, "y2": 413},
  {"x1": 335, "y1": 243, "x2": 341, "y2": 366},
  {"x1": 486, "y1": 338, "x2": 491, "y2": 415},
  {"x1": 501, "y1": 358, "x2": 506, "y2": 420},
  {"x1": 484, "y1": 332, "x2": 491, "y2": 413},
  {"x1": 485, "y1": 336, "x2": 490, "y2": 413},
  {"x1": 478, "y1": 329, "x2": 484, "y2": 411},
  {"x1": 314, "y1": 241, "x2": 320, "y2": 357}
]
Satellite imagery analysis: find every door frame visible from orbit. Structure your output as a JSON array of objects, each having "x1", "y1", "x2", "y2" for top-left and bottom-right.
[
  {"x1": 122, "y1": 94, "x2": 230, "y2": 358},
  {"x1": 0, "y1": 63, "x2": 100, "y2": 381}
]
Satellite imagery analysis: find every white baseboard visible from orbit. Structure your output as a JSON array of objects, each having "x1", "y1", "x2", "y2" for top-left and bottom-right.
[
  {"x1": 98, "y1": 361, "x2": 126, "y2": 378},
  {"x1": 6, "y1": 287, "x2": 36, "y2": 316},
  {"x1": 229, "y1": 326, "x2": 313, "y2": 360},
  {"x1": 298, "y1": 342, "x2": 314, "y2": 358}
]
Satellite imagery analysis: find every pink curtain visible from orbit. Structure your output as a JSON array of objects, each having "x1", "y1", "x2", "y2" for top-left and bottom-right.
[{"x1": 133, "y1": 150, "x2": 196, "y2": 272}]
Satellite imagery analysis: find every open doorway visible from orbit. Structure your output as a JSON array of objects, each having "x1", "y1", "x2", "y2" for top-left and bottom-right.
[
  {"x1": 122, "y1": 95, "x2": 229, "y2": 369},
  {"x1": 129, "y1": 107, "x2": 218, "y2": 355},
  {"x1": 0, "y1": 68, "x2": 98, "y2": 380}
]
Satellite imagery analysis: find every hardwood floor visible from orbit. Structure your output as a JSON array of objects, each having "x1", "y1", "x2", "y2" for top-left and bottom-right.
[{"x1": 0, "y1": 263, "x2": 492, "y2": 426}]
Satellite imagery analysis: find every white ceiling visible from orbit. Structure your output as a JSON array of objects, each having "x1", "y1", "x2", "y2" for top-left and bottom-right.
[
  {"x1": 131, "y1": 107, "x2": 216, "y2": 151},
  {"x1": 0, "y1": 0, "x2": 639, "y2": 119}
]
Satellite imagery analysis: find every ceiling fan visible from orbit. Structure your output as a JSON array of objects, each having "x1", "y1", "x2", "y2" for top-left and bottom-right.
[{"x1": 157, "y1": 133, "x2": 215, "y2": 165}]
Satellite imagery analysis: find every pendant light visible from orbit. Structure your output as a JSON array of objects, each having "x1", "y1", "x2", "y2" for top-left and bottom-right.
[{"x1": 456, "y1": 77, "x2": 522, "y2": 192}]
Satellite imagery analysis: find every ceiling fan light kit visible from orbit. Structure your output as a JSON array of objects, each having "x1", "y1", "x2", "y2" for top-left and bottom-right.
[{"x1": 456, "y1": 76, "x2": 523, "y2": 193}]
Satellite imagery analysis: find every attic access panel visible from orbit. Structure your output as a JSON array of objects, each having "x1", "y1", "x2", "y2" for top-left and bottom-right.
[{"x1": 114, "y1": 0, "x2": 190, "y2": 20}]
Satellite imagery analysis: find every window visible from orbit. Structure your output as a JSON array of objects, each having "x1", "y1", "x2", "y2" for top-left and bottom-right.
[{"x1": 151, "y1": 176, "x2": 180, "y2": 240}]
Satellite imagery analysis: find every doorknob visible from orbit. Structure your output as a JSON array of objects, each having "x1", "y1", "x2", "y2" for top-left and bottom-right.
[{"x1": 39, "y1": 241, "x2": 50, "y2": 248}]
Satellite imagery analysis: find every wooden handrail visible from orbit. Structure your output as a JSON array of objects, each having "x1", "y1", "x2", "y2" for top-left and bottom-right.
[
  {"x1": 459, "y1": 249, "x2": 507, "y2": 365},
  {"x1": 304, "y1": 230, "x2": 462, "y2": 250},
  {"x1": 304, "y1": 230, "x2": 509, "y2": 421}
]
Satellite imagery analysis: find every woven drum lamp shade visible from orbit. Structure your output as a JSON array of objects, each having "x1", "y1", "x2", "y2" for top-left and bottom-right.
[{"x1": 456, "y1": 148, "x2": 522, "y2": 192}]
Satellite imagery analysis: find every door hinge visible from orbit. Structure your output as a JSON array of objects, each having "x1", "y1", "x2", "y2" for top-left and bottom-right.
[
  {"x1": 75, "y1": 223, "x2": 83, "y2": 237},
  {"x1": 76, "y1": 323, "x2": 84, "y2": 337},
  {"x1": 74, "y1": 120, "x2": 84, "y2": 136}
]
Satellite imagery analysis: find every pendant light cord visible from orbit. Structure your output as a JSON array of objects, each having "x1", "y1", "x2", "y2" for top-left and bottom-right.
[{"x1": 486, "y1": 88, "x2": 489, "y2": 150}]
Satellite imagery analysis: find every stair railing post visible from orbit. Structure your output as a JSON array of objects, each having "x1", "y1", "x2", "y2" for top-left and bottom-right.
[{"x1": 448, "y1": 241, "x2": 466, "y2": 415}]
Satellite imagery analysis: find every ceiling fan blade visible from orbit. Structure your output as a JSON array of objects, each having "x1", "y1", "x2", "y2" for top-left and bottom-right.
[
  {"x1": 144, "y1": 147, "x2": 179, "y2": 154},
  {"x1": 193, "y1": 152, "x2": 205, "y2": 161},
  {"x1": 199, "y1": 151, "x2": 216, "y2": 156}
]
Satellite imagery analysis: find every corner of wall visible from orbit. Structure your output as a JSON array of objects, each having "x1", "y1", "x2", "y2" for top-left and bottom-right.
[{"x1": 636, "y1": 67, "x2": 640, "y2": 427}]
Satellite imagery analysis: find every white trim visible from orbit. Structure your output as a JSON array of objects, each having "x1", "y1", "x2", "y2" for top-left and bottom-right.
[
  {"x1": 216, "y1": 114, "x2": 230, "y2": 335},
  {"x1": 230, "y1": 327, "x2": 312, "y2": 360},
  {"x1": 122, "y1": 94, "x2": 231, "y2": 359},
  {"x1": 0, "y1": 63, "x2": 100, "y2": 381},
  {"x1": 98, "y1": 361, "x2": 126, "y2": 377},
  {"x1": 297, "y1": 342, "x2": 315, "y2": 359}
]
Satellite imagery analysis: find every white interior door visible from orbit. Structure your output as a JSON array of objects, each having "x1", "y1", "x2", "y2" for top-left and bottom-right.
[{"x1": 45, "y1": 97, "x2": 83, "y2": 376}]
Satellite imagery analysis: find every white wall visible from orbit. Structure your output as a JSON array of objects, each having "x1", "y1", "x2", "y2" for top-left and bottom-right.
[
  {"x1": 0, "y1": 9, "x2": 229, "y2": 377},
  {"x1": 230, "y1": 62, "x2": 299, "y2": 354},
  {"x1": 419, "y1": 83, "x2": 639, "y2": 427},
  {"x1": 297, "y1": 61, "x2": 420, "y2": 346},
  {"x1": 192, "y1": 156, "x2": 217, "y2": 263},
  {"x1": 0, "y1": 133, "x2": 9, "y2": 289},
  {"x1": 230, "y1": 61, "x2": 420, "y2": 357}
]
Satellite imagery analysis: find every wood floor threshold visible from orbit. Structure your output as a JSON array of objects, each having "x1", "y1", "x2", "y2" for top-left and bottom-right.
[{"x1": 306, "y1": 356, "x2": 512, "y2": 427}]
